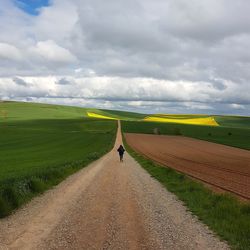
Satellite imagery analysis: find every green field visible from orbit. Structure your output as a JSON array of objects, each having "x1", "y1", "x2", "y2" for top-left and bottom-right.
[
  {"x1": 0, "y1": 101, "x2": 146, "y2": 122},
  {"x1": 0, "y1": 101, "x2": 88, "y2": 121},
  {"x1": 0, "y1": 101, "x2": 249, "y2": 218},
  {"x1": 122, "y1": 120, "x2": 250, "y2": 150},
  {"x1": 215, "y1": 115, "x2": 250, "y2": 128},
  {"x1": 0, "y1": 101, "x2": 117, "y2": 217},
  {"x1": 0, "y1": 119, "x2": 116, "y2": 182},
  {"x1": 99, "y1": 109, "x2": 147, "y2": 120}
]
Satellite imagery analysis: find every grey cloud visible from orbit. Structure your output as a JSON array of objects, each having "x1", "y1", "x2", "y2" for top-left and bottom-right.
[
  {"x1": 1, "y1": 0, "x2": 250, "y2": 81},
  {"x1": 209, "y1": 79, "x2": 227, "y2": 91},
  {"x1": 0, "y1": 0, "x2": 250, "y2": 115},
  {"x1": 12, "y1": 76, "x2": 28, "y2": 86},
  {"x1": 157, "y1": 1, "x2": 250, "y2": 42},
  {"x1": 56, "y1": 77, "x2": 72, "y2": 85}
]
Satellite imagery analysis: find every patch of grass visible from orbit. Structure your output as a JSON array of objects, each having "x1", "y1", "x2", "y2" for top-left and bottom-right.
[
  {"x1": 0, "y1": 157, "x2": 104, "y2": 217},
  {"x1": 174, "y1": 127, "x2": 182, "y2": 135},
  {"x1": 123, "y1": 139, "x2": 250, "y2": 250},
  {"x1": 0, "y1": 102, "x2": 117, "y2": 217},
  {"x1": 216, "y1": 116, "x2": 250, "y2": 128},
  {"x1": 99, "y1": 109, "x2": 147, "y2": 120},
  {"x1": 0, "y1": 101, "x2": 88, "y2": 122},
  {"x1": 122, "y1": 120, "x2": 250, "y2": 150}
]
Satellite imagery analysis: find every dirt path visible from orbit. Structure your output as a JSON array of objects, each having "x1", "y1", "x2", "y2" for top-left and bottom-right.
[{"x1": 0, "y1": 122, "x2": 228, "y2": 250}]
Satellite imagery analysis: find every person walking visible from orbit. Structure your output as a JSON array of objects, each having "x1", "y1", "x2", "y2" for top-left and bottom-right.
[{"x1": 117, "y1": 145, "x2": 125, "y2": 162}]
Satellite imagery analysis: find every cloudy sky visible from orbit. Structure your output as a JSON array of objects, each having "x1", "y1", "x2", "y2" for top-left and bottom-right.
[{"x1": 0, "y1": 0, "x2": 250, "y2": 115}]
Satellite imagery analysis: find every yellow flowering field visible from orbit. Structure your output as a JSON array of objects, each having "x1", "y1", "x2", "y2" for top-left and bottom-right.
[
  {"x1": 144, "y1": 116, "x2": 219, "y2": 126},
  {"x1": 87, "y1": 112, "x2": 117, "y2": 120}
]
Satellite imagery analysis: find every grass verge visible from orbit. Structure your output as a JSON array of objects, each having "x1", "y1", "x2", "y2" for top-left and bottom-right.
[
  {"x1": 0, "y1": 153, "x2": 110, "y2": 218},
  {"x1": 123, "y1": 137, "x2": 250, "y2": 250}
]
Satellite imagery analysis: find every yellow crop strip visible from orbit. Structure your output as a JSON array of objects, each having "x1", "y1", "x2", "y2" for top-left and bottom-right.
[
  {"x1": 155, "y1": 115, "x2": 203, "y2": 119},
  {"x1": 144, "y1": 116, "x2": 219, "y2": 126},
  {"x1": 87, "y1": 112, "x2": 117, "y2": 120}
]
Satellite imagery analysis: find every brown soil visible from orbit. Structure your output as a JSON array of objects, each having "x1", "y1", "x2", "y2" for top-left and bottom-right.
[{"x1": 125, "y1": 133, "x2": 250, "y2": 200}]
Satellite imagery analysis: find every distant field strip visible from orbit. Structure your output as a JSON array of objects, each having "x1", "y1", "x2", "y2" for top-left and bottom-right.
[
  {"x1": 144, "y1": 116, "x2": 219, "y2": 126},
  {"x1": 87, "y1": 112, "x2": 117, "y2": 120}
]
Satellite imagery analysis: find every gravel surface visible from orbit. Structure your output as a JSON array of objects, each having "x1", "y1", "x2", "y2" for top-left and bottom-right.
[{"x1": 0, "y1": 122, "x2": 229, "y2": 249}]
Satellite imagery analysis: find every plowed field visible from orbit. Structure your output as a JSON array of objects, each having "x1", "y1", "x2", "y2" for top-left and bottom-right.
[{"x1": 125, "y1": 133, "x2": 250, "y2": 200}]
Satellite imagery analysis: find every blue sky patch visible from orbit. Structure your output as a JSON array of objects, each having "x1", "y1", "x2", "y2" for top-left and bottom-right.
[{"x1": 15, "y1": 0, "x2": 50, "y2": 15}]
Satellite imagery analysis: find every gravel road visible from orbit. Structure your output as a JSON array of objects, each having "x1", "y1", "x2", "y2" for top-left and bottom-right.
[{"x1": 0, "y1": 122, "x2": 229, "y2": 250}]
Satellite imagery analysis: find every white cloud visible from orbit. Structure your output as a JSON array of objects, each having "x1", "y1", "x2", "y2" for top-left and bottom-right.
[
  {"x1": 230, "y1": 104, "x2": 245, "y2": 110},
  {"x1": 29, "y1": 40, "x2": 77, "y2": 64},
  {"x1": 0, "y1": 75, "x2": 249, "y2": 105},
  {"x1": 0, "y1": 43, "x2": 23, "y2": 61}
]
